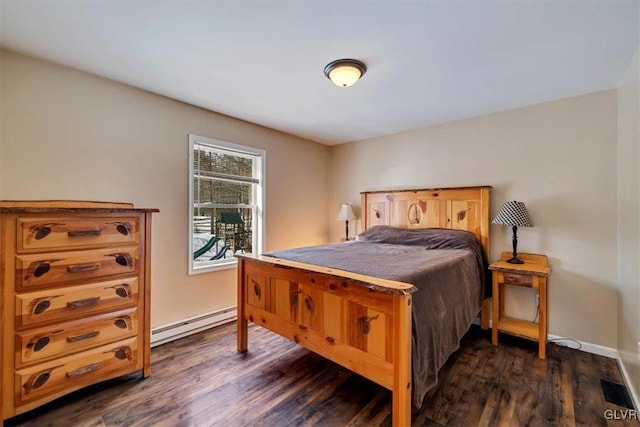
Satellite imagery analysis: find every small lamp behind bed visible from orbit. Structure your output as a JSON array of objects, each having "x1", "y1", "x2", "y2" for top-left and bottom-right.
[
  {"x1": 492, "y1": 201, "x2": 534, "y2": 264},
  {"x1": 337, "y1": 203, "x2": 357, "y2": 241}
]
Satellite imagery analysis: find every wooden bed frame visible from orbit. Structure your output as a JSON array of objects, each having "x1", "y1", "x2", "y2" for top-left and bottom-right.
[{"x1": 236, "y1": 186, "x2": 491, "y2": 426}]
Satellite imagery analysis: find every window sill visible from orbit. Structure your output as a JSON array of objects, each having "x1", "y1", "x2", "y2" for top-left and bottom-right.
[{"x1": 189, "y1": 259, "x2": 237, "y2": 275}]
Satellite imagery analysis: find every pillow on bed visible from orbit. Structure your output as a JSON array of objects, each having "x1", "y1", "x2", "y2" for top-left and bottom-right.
[{"x1": 356, "y1": 225, "x2": 480, "y2": 251}]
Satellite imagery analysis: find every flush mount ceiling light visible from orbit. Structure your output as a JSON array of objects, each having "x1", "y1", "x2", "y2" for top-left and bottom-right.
[{"x1": 323, "y1": 59, "x2": 367, "y2": 88}]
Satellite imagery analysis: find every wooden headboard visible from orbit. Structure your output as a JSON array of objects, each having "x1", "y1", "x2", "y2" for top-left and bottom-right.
[{"x1": 361, "y1": 186, "x2": 492, "y2": 254}]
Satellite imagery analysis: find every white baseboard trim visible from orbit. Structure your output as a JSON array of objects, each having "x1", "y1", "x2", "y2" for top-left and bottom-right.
[
  {"x1": 617, "y1": 353, "x2": 640, "y2": 411},
  {"x1": 546, "y1": 332, "x2": 617, "y2": 359},
  {"x1": 157, "y1": 312, "x2": 616, "y2": 358},
  {"x1": 151, "y1": 306, "x2": 237, "y2": 347},
  {"x1": 473, "y1": 318, "x2": 617, "y2": 358}
]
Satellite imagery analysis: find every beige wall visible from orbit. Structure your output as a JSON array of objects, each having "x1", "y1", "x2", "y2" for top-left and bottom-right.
[
  {"x1": 617, "y1": 46, "x2": 640, "y2": 400},
  {"x1": 0, "y1": 49, "x2": 331, "y2": 327},
  {"x1": 0, "y1": 47, "x2": 629, "y2": 355},
  {"x1": 330, "y1": 90, "x2": 619, "y2": 348}
]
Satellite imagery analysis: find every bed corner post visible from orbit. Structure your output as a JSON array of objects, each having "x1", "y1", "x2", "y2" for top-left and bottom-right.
[
  {"x1": 237, "y1": 258, "x2": 248, "y2": 353},
  {"x1": 360, "y1": 192, "x2": 368, "y2": 231},
  {"x1": 480, "y1": 186, "x2": 491, "y2": 331},
  {"x1": 392, "y1": 292, "x2": 412, "y2": 426},
  {"x1": 480, "y1": 300, "x2": 490, "y2": 330}
]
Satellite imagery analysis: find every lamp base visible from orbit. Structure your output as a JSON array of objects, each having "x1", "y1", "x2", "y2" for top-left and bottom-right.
[{"x1": 508, "y1": 226, "x2": 524, "y2": 264}]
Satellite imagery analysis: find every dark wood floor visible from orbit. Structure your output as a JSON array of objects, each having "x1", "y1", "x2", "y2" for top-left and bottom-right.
[{"x1": 6, "y1": 322, "x2": 638, "y2": 427}]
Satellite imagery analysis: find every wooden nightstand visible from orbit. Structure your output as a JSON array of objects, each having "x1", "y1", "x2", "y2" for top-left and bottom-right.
[{"x1": 490, "y1": 252, "x2": 550, "y2": 359}]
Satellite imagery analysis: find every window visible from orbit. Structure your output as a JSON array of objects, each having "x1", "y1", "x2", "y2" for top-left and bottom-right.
[{"x1": 189, "y1": 135, "x2": 265, "y2": 274}]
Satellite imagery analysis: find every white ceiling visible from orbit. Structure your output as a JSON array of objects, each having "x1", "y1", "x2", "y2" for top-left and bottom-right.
[{"x1": 1, "y1": 1, "x2": 638, "y2": 145}]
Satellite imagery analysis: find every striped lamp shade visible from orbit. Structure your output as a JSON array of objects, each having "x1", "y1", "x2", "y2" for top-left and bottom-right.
[{"x1": 492, "y1": 201, "x2": 534, "y2": 227}]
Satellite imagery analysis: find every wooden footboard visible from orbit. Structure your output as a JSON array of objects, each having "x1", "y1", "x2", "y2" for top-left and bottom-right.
[
  {"x1": 237, "y1": 186, "x2": 492, "y2": 426},
  {"x1": 237, "y1": 254, "x2": 416, "y2": 426}
]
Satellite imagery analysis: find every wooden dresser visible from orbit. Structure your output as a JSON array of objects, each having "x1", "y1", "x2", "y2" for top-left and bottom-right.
[{"x1": 0, "y1": 201, "x2": 157, "y2": 421}]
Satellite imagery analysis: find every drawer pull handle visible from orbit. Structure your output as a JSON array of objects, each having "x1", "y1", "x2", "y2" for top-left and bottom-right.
[
  {"x1": 35, "y1": 226, "x2": 52, "y2": 240},
  {"x1": 33, "y1": 263, "x2": 51, "y2": 278},
  {"x1": 68, "y1": 230, "x2": 101, "y2": 237},
  {"x1": 67, "y1": 331, "x2": 100, "y2": 343},
  {"x1": 67, "y1": 297, "x2": 100, "y2": 308},
  {"x1": 504, "y1": 274, "x2": 531, "y2": 285},
  {"x1": 33, "y1": 300, "x2": 51, "y2": 315},
  {"x1": 67, "y1": 263, "x2": 101, "y2": 273},
  {"x1": 66, "y1": 363, "x2": 99, "y2": 378}
]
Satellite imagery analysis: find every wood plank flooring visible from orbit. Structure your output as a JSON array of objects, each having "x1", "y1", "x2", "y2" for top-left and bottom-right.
[{"x1": 5, "y1": 323, "x2": 638, "y2": 427}]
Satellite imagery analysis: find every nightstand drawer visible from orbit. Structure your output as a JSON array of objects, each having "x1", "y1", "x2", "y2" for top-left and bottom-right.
[
  {"x1": 502, "y1": 273, "x2": 532, "y2": 286},
  {"x1": 17, "y1": 217, "x2": 139, "y2": 253}
]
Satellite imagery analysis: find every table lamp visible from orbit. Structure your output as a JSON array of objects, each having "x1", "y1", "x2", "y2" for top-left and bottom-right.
[
  {"x1": 492, "y1": 201, "x2": 534, "y2": 264},
  {"x1": 337, "y1": 203, "x2": 357, "y2": 241}
]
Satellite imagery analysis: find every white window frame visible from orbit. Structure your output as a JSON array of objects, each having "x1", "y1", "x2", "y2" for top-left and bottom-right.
[{"x1": 188, "y1": 134, "x2": 266, "y2": 275}]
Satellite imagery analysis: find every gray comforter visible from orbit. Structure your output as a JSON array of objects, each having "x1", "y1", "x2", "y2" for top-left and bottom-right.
[{"x1": 265, "y1": 226, "x2": 489, "y2": 408}]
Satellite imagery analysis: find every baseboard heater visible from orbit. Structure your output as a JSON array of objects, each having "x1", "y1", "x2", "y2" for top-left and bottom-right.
[{"x1": 151, "y1": 306, "x2": 237, "y2": 347}]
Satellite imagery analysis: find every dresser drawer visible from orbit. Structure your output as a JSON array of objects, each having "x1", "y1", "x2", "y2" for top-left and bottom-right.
[
  {"x1": 16, "y1": 278, "x2": 138, "y2": 328},
  {"x1": 502, "y1": 273, "x2": 533, "y2": 286},
  {"x1": 16, "y1": 338, "x2": 138, "y2": 405},
  {"x1": 16, "y1": 246, "x2": 138, "y2": 290},
  {"x1": 16, "y1": 309, "x2": 138, "y2": 367},
  {"x1": 17, "y1": 217, "x2": 139, "y2": 253}
]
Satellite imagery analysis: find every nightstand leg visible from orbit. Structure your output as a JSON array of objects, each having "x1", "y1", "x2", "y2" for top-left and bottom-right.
[
  {"x1": 539, "y1": 277, "x2": 547, "y2": 359},
  {"x1": 492, "y1": 274, "x2": 499, "y2": 346}
]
